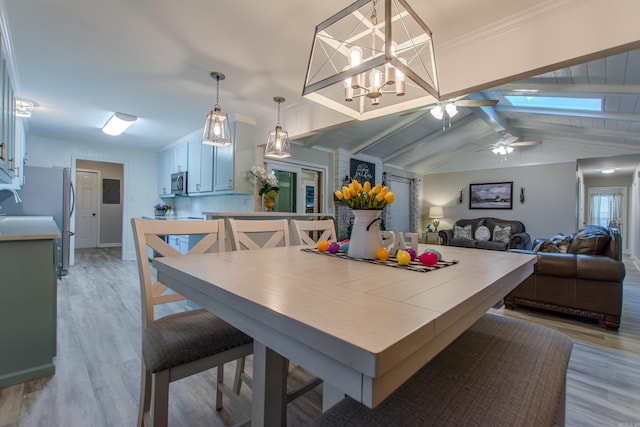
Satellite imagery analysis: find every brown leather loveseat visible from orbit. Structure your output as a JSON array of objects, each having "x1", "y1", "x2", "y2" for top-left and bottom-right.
[{"x1": 505, "y1": 225, "x2": 625, "y2": 330}]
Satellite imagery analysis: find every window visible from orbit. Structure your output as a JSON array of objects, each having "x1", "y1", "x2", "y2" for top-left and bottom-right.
[{"x1": 505, "y1": 96, "x2": 602, "y2": 111}]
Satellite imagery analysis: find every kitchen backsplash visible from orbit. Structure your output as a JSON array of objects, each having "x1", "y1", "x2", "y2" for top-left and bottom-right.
[{"x1": 165, "y1": 194, "x2": 254, "y2": 218}]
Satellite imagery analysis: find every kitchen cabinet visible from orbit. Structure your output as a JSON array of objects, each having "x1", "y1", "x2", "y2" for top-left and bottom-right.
[
  {"x1": 171, "y1": 143, "x2": 187, "y2": 173},
  {"x1": 157, "y1": 148, "x2": 171, "y2": 196},
  {"x1": 0, "y1": 217, "x2": 59, "y2": 388},
  {"x1": 187, "y1": 138, "x2": 214, "y2": 194},
  {"x1": 0, "y1": 47, "x2": 17, "y2": 184},
  {"x1": 213, "y1": 143, "x2": 233, "y2": 192}
]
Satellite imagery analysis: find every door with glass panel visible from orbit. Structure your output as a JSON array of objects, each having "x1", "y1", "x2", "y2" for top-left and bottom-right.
[{"x1": 267, "y1": 162, "x2": 325, "y2": 214}]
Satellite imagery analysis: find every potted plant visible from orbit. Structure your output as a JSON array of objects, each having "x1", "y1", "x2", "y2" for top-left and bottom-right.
[
  {"x1": 154, "y1": 203, "x2": 171, "y2": 216},
  {"x1": 249, "y1": 165, "x2": 279, "y2": 211}
]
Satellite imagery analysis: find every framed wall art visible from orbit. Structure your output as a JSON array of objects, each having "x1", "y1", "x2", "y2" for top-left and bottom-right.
[{"x1": 469, "y1": 182, "x2": 513, "y2": 210}]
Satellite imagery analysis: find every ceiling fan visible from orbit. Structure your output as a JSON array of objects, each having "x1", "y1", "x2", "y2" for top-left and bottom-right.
[
  {"x1": 400, "y1": 97, "x2": 499, "y2": 129},
  {"x1": 490, "y1": 134, "x2": 542, "y2": 155}
]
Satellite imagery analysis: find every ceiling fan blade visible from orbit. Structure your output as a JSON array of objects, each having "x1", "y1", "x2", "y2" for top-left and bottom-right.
[
  {"x1": 510, "y1": 140, "x2": 542, "y2": 146},
  {"x1": 454, "y1": 99, "x2": 499, "y2": 107}
]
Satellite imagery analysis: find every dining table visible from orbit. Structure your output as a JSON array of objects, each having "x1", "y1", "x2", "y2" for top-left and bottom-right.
[{"x1": 153, "y1": 244, "x2": 536, "y2": 426}]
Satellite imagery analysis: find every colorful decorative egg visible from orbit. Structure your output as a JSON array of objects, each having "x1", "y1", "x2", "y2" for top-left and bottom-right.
[
  {"x1": 405, "y1": 247, "x2": 417, "y2": 261},
  {"x1": 423, "y1": 248, "x2": 442, "y2": 261},
  {"x1": 341, "y1": 242, "x2": 350, "y2": 253},
  {"x1": 396, "y1": 250, "x2": 411, "y2": 265},
  {"x1": 419, "y1": 251, "x2": 439, "y2": 266},
  {"x1": 328, "y1": 241, "x2": 340, "y2": 254}
]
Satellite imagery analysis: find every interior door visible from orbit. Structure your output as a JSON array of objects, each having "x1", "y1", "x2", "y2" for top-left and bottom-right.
[
  {"x1": 388, "y1": 177, "x2": 411, "y2": 233},
  {"x1": 75, "y1": 170, "x2": 99, "y2": 248}
]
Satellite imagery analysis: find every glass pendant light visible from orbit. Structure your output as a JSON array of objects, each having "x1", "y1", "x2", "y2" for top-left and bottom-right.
[
  {"x1": 202, "y1": 71, "x2": 232, "y2": 147},
  {"x1": 264, "y1": 97, "x2": 291, "y2": 159}
]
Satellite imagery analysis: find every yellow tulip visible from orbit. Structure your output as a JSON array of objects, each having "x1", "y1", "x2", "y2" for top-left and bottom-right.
[
  {"x1": 350, "y1": 187, "x2": 359, "y2": 197},
  {"x1": 342, "y1": 186, "x2": 351, "y2": 200},
  {"x1": 375, "y1": 192, "x2": 385, "y2": 202},
  {"x1": 363, "y1": 181, "x2": 371, "y2": 193},
  {"x1": 334, "y1": 190, "x2": 344, "y2": 200},
  {"x1": 381, "y1": 186, "x2": 388, "y2": 195},
  {"x1": 384, "y1": 192, "x2": 395, "y2": 204},
  {"x1": 373, "y1": 183, "x2": 382, "y2": 194}
]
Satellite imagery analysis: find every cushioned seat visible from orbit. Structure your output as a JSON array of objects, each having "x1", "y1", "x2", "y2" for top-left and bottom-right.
[
  {"x1": 311, "y1": 314, "x2": 572, "y2": 427},
  {"x1": 142, "y1": 310, "x2": 252, "y2": 373}
]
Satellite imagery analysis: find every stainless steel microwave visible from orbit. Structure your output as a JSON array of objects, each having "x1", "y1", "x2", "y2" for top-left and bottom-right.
[{"x1": 171, "y1": 171, "x2": 188, "y2": 195}]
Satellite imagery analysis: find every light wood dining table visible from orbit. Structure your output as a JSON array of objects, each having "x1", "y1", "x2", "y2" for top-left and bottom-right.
[{"x1": 153, "y1": 244, "x2": 536, "y2": 426}]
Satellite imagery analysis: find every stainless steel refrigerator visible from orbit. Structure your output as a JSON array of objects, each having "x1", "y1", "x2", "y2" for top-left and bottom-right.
[{"x1": 0, "y1": 166, "x2": 75, "y2": 276}]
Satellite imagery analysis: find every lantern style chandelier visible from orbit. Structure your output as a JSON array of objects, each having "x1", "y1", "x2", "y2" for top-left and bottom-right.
[
  {"x1": 265, "y1": 97, "x2": 291, "y2": 159},
  {"x1": 302, "y1": 0, "x2": 439, "y2": 120},
  {"x1": 202, "y1": 71, "x2": 232, "y2": 147}
]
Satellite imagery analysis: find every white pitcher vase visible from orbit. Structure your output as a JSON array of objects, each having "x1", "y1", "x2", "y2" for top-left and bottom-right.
[{"x1": 348, "y1": 209, "x2": 394, "y2": 260}]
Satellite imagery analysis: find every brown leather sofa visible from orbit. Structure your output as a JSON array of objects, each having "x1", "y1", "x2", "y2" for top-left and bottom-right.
[
  {"x1": 505, "y1": 225, "x2": 625, "y2": 330},
  {"x1": 439, "y1": 217, "x2": 531, "y2": 251}
]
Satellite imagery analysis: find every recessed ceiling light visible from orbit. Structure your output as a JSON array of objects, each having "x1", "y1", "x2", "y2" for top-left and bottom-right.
[{"x1": 600, "y1": 168, "x2": 616, "y2": 174}]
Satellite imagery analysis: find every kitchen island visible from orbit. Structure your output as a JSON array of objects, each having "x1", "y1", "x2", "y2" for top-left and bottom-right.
[{"x1": 0, "y1": 216, "x2": 60, "y2": 388}]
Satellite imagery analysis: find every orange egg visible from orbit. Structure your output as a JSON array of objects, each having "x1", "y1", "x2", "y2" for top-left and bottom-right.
[{"x1": 376, "y1": 247, "x2": 390, "y2": 261}]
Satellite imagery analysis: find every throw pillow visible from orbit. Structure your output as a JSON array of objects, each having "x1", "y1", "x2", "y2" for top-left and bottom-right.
[
  {"x1": 533, "y1": 240, "x2": 561, "y2": 253},
  {"x1": 453, "y1": 224, "x2": 473, "y2": 240},
  {"x1": 568, "y1": 227, "x2": 611, "y2": 255},
  {"x1": 474, "y1": 225, "x2": 491, "y2": 241},
  {"x1": 492, "y1": 224, "x2": 512, "y2": 243}
]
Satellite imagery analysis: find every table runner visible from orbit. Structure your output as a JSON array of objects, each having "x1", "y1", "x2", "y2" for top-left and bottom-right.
[{"x1": 301, "y1": 248, "x2": 459, "y2": 273}]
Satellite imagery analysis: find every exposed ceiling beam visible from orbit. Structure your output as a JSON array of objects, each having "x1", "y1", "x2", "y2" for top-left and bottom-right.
[
  {"x1": 495, "y1": 105, "x2": 640, "y2": 121},
  {"x1": 384, "y1": 114, "x2": 479, "y2": 163},
  {"x1": 510, "y1": 121, "x2": 640, "y2": 142},
  {"x1": 491, "y1": 83, "x2": 640, "y2": 94}
]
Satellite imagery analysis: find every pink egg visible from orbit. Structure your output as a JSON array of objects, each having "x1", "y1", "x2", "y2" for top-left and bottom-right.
[
  {"x1": 419, "y1": 251, "x2": 438, "y2": 266},
  {"x1": 405, "y1": 247, "x2": 416, "y2": 261},
  {"x1": 328, "y1": 241, "x2": 340, "y2": 254}
]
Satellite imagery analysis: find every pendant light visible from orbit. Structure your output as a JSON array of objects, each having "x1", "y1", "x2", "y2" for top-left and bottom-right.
[
  {"x1": 202, "y1": 71, "x2": 232, "y2": 147},
  {"x1": 264, "y1": 96, "x2": 291, "y2": 159}
]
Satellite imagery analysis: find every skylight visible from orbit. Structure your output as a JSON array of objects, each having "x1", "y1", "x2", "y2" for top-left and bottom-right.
[{"x1": 505, "y1": 96, "x2": 602, "y2": 111}]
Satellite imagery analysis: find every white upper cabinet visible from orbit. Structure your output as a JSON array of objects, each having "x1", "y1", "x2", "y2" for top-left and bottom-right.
[{"x1": 187, "y1": 138, "x2": 213, "y2": 194}]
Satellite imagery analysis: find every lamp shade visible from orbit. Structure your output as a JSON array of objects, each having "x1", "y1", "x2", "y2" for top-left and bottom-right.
[
  {"x1": 265, "y1": 96, "x2": 291, "y2": 158},
  {"x1": 428, "y1": 206, "x2": 444, "y2": 218},
  {"x1": 202, "y1": 107, "x2": 232, "y2": 147}
]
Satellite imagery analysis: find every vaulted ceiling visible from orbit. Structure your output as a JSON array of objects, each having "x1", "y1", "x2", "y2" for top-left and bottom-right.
[
  {"x1": 3, "y1": 1, "x2": 640, "y2": 178},
  {"x1": 296, "y1": 48, "x2": 640, "y2": 177}
]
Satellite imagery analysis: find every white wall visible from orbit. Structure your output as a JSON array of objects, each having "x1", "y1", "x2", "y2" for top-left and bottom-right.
[
  {"x1": 421, "y1": 162, "x2": 578, "y2": 245},
  {"x1": 26, "y1": 134, "x2": 158, "y2": 261}
]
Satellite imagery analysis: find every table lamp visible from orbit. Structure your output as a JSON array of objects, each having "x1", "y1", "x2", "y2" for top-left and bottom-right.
[{"x1": 429, "y1": 206, "x2": 444, "y2": 232}]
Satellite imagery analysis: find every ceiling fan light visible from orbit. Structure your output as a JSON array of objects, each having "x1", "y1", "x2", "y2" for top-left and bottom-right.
[
  {"x1": 445, "y1": 103, "x2": 458, "y2": 117},
  {"x1": 431, "y1": 105, "x2": 443, "y2": 120}
]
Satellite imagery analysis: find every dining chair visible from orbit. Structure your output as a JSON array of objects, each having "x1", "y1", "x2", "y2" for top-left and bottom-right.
[
  {"x1": 131, "y1": 218, "x2": 253, "y2": 427},
  {"x1": 226, "y1": 218, "x2": 323, "y2": 401},
  {"x1": 228, "y1": 218, "x2": 290, "y2": 250},
  {"x1": 291, "y1": 218, "x2": 337, "y2": 246}
]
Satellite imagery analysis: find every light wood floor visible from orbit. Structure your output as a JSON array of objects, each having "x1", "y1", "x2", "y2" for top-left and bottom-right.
[{"x1": 0, "y1": 248, "x2": 639, "y2": 426}]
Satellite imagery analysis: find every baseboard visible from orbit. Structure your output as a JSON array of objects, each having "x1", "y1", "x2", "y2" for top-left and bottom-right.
[{"x1": 98, "y1": 243, "x2": 122, "y2": 248}]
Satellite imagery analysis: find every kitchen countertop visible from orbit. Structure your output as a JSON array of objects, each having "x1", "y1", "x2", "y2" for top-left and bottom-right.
[
  {"x1": 203, "y1": 211, "x2": 334, "y2": 218},
  {"x1": 0, "y1": 216, "x2": 61, "y2": 241}
]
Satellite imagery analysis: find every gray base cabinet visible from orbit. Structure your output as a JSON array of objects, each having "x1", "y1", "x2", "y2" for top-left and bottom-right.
[{"x1": 0, "y1": 239, "x2": 57, "y2": 388}]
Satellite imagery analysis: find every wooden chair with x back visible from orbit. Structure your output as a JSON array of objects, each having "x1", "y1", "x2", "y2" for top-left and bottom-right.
[
  {"x1": 131, "y1": 218, "x2": 253, "y2": 426},
  {"x1": 226, "y1": 217, "x2": 323, "y2": 403},
  {"x1": 291, "y1": 218, "x2": 337, "y2": 246}
]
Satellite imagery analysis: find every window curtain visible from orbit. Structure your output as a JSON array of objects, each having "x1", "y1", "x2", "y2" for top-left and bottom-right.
[{"x1": 590, "y1": 191, "x2": 623, "y2": 227}]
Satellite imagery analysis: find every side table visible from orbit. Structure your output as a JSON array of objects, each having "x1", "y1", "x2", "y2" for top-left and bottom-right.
[{"x1": 423, "y1": 232, "x2": 441, "y2": 245}]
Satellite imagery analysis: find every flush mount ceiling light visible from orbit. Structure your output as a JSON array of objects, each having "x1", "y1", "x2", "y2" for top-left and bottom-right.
[
  {"x1": 302, "y1": 0, "x2": 439, "y2": 120},
  {"x1": 102, "y1": 112, "x2": 137, "y2": 136},
  {"x1": 16, "y1": 99, "x2": 35, "y2": 118},
  {"x1": 265, "y1": 97, "x2": 291, "y2": 159},
  {"x1": 202, "y1": 71, "x2": 232, "y2": 147},
  {"x1": 600, "y1": 168, "x2": 616, "y2": 174}
]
